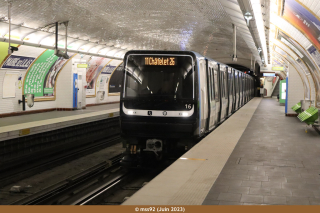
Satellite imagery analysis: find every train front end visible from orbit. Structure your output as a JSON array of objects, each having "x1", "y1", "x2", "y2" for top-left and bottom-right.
[{"x1": 120, "y1": 51, "x2": 198, "y2": 167}]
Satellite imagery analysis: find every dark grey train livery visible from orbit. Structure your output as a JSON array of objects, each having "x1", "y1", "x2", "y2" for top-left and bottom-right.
[{"x1": 120, "y1": 50, "x2": 254, "y2": 166}]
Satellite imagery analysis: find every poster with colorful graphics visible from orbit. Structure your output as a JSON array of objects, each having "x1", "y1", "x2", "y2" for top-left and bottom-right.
[
  {"x1": 283, "y1": 0, "x2": 320, "y2": 50},
  {"x1": 86, "y1": 57, "x2": 111, "y2": 96},
  {"x1": 24, "y1": 49, "x2": 74, "y2": 98},
  {"x1": 108, "y1": 63, "x2": 124, "y2": 94}
]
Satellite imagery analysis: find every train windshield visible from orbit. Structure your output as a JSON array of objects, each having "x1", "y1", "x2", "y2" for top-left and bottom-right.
[{"x1": 124, "y1": 54, "x2": 194, "y2": 100}]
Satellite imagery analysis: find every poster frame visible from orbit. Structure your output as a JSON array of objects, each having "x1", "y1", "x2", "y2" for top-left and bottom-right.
[
  {"x1": 22, "y1": 49, "x2": 76, "y2": 102},
  {"x1": 107, "y1": 62, "x2": 123, "y2": 96},
  {"x1": 86, "y1": 59, "x2": 113, "y2": 98}
]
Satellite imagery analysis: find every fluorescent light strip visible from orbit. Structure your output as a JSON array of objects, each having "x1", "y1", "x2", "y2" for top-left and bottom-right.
[{"x1": 251, "y1": 0, "x2": 268, "y2": 64}]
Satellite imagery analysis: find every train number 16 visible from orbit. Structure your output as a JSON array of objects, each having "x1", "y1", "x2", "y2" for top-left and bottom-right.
[{"x1": 185, "y1": 104, "x2": 192, "y2": 109}]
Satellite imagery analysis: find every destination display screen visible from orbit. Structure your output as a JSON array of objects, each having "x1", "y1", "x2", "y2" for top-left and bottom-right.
[{"x1": 144, "y1": 56, "x2": 177, "y2": 66}]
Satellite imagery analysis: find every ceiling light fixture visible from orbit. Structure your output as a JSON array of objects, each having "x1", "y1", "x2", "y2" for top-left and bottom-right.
[
  {"x1": 244, "y1": 12, "x2": 253, "y2": 27},
  {"x1": 250, "y1": 0, "x2": 268, "y2": 64}
]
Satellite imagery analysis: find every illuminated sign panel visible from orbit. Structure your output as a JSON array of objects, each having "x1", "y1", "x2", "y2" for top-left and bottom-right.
[
  {"x1": 272, "y1": 67, "x2": 285, "y2": 71},
  {"x1": 144, "y1": 57, "x2": 176, "y2": 66},
  {"x1": 77, "y1": 64, "x2": 88, "y2": 68},
  {"x1": 263, "y1": 73, "x2": 275, "y2": 77}
]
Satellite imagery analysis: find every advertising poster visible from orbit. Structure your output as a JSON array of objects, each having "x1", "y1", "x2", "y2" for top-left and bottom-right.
[
  {"x1": 283, "y1": 0, "x2": 320, "y2": 50},
  {"x1": 99, "y1": 76, "x2": 107, "y2": 91},
  {"x1": 24, "y1": 49, "x2": 74, "y2": 99},
  {"x1": 101, "y1": 65, "x2": 116, "y2": 74},
  {"x1": 108, "y1": 63, "x2": 124, "y2": 95},
  {"x1": 86, "y1": 57, "x2": 111, "y2": 96},
  {"x1": 1, "y1": 55, "x2": 35, "y2": 70}
]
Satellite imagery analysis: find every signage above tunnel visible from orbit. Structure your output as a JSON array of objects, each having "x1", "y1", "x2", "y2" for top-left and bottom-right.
[
  {"x1": 144, "y1": 57, "x2": 176, "y2": 66},
  {"x1": 272, "y1": 66, "x2": 285, "y2": 71}
]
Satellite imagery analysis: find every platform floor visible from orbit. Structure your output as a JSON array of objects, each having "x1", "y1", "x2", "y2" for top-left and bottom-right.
[
  {"x1": 203, "y1": 98, "x2": 320, "y2": 205},
  {"x1": 123, "y1": 98, "x2": 320, "y2": 205},
  {"x1": 0, "y1": 103, "x2": 119, "y2": 127},
  {"x1": 0, "y1": 103, "x2": 119, "y2": 141}
]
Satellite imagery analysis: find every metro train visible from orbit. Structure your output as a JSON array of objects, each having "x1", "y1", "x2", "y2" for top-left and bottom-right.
[{"x1": 119, "y1": 50, "x2": 255, "y2": 167}]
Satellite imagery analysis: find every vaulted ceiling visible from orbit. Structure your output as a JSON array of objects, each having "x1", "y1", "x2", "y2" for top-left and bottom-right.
[{"x1": 0, "y1": 0, "x2": 263, "y2": 69}]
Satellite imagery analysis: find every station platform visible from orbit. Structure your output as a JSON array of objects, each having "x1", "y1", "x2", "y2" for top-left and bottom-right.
[
  {"x1": 0, "y1": 103, "x2": 119, "y2": 141},
  {"x1": 123, "y1": 98, "x2": 320, "y2": 205}
]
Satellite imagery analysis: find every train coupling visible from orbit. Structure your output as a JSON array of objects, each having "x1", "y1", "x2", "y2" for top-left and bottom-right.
[{"x1": 144, "y1": 139, "x2": 162, "y2": 156}]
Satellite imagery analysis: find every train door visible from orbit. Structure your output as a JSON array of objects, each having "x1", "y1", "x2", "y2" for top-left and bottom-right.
[
  {"x1": 207, "y1": 64, "x2": 216, "y2": 130},
  {"x1": 220, "y1": 66, "x2": 227, "y2": 122},
  {"x1": 248, "y1": 77, "x2": 250, "y2": 100},
  {"x1": 239, "y1": 72, "x2": 243, "y2": 108},
  {"x1": 244, "y1": 75, "x2": 247, "y2": 104},
  {"x1": 242, "y1": 74, "x2": 245, "y2": 105},
  {"x1": 224, "y1": 69, "x2": 228, "y2": 118},
  {"x1": 199, "y1": 59, "x2": 208, "y2": 134},
  {"x1": 213, "y1": 65, "x2": 220, "y2": 123},
  {"x1": 228, "y1": 68, "x2": 234, "y2": 116},
  {"x1": 234, "y1": 71, "x2": 238, "y2": 110}
]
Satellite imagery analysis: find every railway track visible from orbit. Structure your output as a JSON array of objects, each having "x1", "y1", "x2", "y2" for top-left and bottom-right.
[
  {"x1": 11, "y1": 155, "x2": 176, "y2": 205},
  {"x1": 0, "y1": 134, "x2": 122, "y2": 188},
  {"x1": 12, "y1": 154, "x2": 125, "y2": 205}
]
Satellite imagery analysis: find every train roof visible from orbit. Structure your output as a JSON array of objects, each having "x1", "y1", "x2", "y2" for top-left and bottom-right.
[{"x1": 124, "y1": 50, "x2": 253, "y2": 79}]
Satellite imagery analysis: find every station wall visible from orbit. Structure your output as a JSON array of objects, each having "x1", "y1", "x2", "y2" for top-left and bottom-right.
[{"x1": 0, "y1": 42, "x2": 121, "y2": 116}]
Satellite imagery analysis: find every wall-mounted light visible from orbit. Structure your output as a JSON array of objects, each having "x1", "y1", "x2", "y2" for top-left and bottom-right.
[
  {"x1": 244, "y1": 12, "x2": 253, "y2": 27},
  {"x1": 258, "y1": 47, "x2": 262, "y2": 54}
]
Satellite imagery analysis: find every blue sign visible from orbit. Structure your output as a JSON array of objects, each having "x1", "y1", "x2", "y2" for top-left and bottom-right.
[
  {"x1": 2, "y1": 55, "x2": 35, "y2": 70},
  {"x1": 101, "y1": 65, "x2": 116, "y2": 74},
  {"x1": 263, "y1": 73, "x2": 275, "y2": 77}
]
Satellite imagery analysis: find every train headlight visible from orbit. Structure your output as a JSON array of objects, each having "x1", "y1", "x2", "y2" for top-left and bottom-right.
[
  {"x1": 182, "y1": 112, "x2": 188, "y2": 116},
  {"x1": 128, "y1": 110, "x2": 134, "y2": 115}
]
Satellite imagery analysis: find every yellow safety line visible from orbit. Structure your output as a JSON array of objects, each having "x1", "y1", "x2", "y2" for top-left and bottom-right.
[{"x1": 179, "y1": 157, "x2": 206, "y2": 161}]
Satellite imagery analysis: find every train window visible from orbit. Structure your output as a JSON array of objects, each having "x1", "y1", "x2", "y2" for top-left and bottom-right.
[
  {"x1": 124, "y1": 54, "x2": 194, "y2": 101},
  {"x1": 229, "y1": 72, "x2": 232, "y2": 96},
  {"x1": 235, "y1": 73, "x2": 238, "y2": 94},
  {"x1": 208, "y1": 68, "x2": 211, "y2": 99},
  {"x1": 210, "y1": 68, "x2": 214, "y2": 100},
  {"x1": 220, "y1": 72, "x2": 224, "y2": 98},
  {"x1": 225, "y1": 71, "x2": 228, "y2": 98},
  {"x1": 214, "y1": 70, "x2": 219, "y2": 101},
  {"x1": 211, "y1": 68, "x2": 215, "y2": 100}
]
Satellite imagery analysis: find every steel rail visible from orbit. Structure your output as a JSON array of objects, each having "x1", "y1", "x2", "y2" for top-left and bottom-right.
[{"x1": 11, "y1": 154, "x2": 123, "y2": 205}]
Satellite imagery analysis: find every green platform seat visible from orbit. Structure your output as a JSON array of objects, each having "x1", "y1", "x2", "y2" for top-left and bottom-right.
[{"x1": 297, "y1": 106, "x2": 318, "y2": 125}]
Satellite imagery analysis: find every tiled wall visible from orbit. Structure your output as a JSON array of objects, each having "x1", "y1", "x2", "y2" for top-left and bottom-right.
[
  {"x1": 287, "y1": 64, "x2": 305, "y2": 114},
  {"x1": 0, "y1": 44, "x2": 120, "y2": 115},
  {"x1": 0, "y1": 46, "x2": 48, "y2": 114}
]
